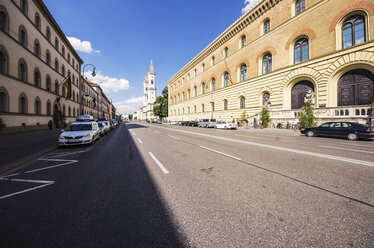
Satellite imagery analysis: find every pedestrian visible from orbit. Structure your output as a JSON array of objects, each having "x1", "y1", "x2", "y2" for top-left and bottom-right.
[{"x1": 48, "y1": 120, "x2": 53, "y2": 130}]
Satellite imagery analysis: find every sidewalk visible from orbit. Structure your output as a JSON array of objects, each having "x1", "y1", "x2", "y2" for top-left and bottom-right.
[
  {"x1": 0, "y1": 128, "x2": 60, "y2": 175},
  {"x1": 237, "y1": 126, "x2": 301, "y2": 136}
]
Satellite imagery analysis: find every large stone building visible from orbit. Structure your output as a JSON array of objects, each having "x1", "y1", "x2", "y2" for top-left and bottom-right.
[
  {"x1": 0, "y1": 0, "x2": 112, "y2": 130},
  {"x1": 139, "y1": 60, "x2": 157, "y2": 120},
  {"x1": 168, "y1": 0, "x2": 374, "y2": 126}
]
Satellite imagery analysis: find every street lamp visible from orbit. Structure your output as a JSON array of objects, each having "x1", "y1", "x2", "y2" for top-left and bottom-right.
[{"x1": 81, "y1": 64, "x2": 96, "y2": 115}]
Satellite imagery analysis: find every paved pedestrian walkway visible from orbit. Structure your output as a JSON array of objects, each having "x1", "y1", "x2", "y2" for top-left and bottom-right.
[{"x1": 0, "y1": 128, "x2": 61, "y2": 175}]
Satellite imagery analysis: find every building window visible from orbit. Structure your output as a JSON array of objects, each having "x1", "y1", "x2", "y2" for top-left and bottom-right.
[
  {"x1": 211, "y1": 78, "x2": 216, "y2": 91},
  {"x1": 211, "y1": 56, "x2": 215, "y2": 66},
  {"x1": 188, "y1": 89, "x2": 191, "y2": 99},
  {"x1": 240, "y1": 97, "x2": 245, "y2": 109},
  {"x1": 264, "y1": 19, "x2": 270, "y2": 34},
  {"x1": 241, "y1": 35, "x2": 246, "y2": 48},
  {"x1": 0, "y1": 50, "x2": 7, "y2": 74},
  {"x1": 46, "y1": 51, "x2": 51, "y2": 65},
  {"x1": 202, "y1": 104, "x2": 204, "y2": 112},
  {"x1": 342, "y1": 15, "x2": 366, "y2": 49},
  {"x1": 19, "y1": 95, "x2": 27, "y2": 113},
  {"x1": 68, "y1": 106, "x2": 71, "y2": 117},
  {"x1": 46, "y1": 27, "x2": 50, "y2": 41},
  {"x1": 294, "y1": 38, "x2": 309, "y2": 64},
  {"x1": 35, "y1": 98, "x2": 41, "y2": 115},
  {"x1": 0, "y1": 91, "x2": 7, "y2": 112},
  {"x1": 194, "y1": 86, "x2": 197, "y2": 96},
  {"x1": 224, "y1": 72, "x2": 230, "y2": 87},
  {"x1": 34, "y1": 13, "x2": 40, "y2": 30},
  {"x1": 18, "y1": 61, "x2": 27, "y2": 82},
  {"x1": 34, "y1": 69, "x2": 40, "y2": 87},
  {"x1": 224, "y1": 47, "x2": 228, "y2": 58},
  {"x1": 19, "y1": 28, "x2": 27, "y2": 47},
  {"x1": 55, "y1": 38, "x2": 59, "y2": 49},
  {"x1": 202, "y1": 63, "x2": 205, "y2": 72},
  {"x1": 194, "y1": 105, "x2": 197, "y2": 113},
  {"x1": 46, "y1": 101, "x2": 51, "y2": 115},
  {"x1": 62, "y1": 65, "x2": 65, "y2": 76},
  {"x1": 0, "y1": 10, "x2": 8, "y2": 33},
  {"x1": 46, "y1": 75, "x2": 51, "y2": 91},
  {"x1": 55, "y1": 59, "x2": 59, "y2": 71},
  {"x1": 291, "y1": 80, "x2": 314, "y2": 109},
  {"x1": 223, "y1": 100, "x2": 228, "y2": 110},
  {"x1": 194, "y1": 69, "x2": 197, "y2": 77},
  {"x1": 240, "y1": 64, "x2": 247, "y2": 82},
  {"x1": 263, "y1": 93, "x2": 271, "y2": 108},
  {"x1": 20, "y1": 0, "x2": 28, "y2": 15},
  {"x1": 262, "y1": 53, "x2": 272, "y2": 74},
  {"x1": 67, "y1": 53, "x2": 70, "y2": 63},
  {"x1": 202, "y1": 82, "x2": 206, "y2": 94},
  {"x1": 34, "y1": 40, "x2": 40, "y2": 57},
  {"x1": 55, "y1": 80, "x2": 59, "y2": 94},
  {"x1": 62, "y1": 46, "x2": 65, "y2": 58},
  {"x1": 211, "y1": 102, "x2": 215, "y2": 111},
  {"x1": 295, "y1": 0, "x2": 305, "y2": 15}
]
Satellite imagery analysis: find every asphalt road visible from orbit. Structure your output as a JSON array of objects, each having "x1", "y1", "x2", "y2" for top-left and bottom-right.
[{"x1": 0, "y1": 122, "x2": 373, "y2": 247}]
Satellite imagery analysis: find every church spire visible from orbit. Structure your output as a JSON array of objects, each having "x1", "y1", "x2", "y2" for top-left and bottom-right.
[{"x1": 149, "y1": 60, "x2": 155, "y2": 74}]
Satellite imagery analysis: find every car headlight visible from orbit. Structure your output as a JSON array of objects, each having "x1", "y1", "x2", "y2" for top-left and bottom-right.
[{"x1": 59, "y1": 135, "x2": 65, "y2": 139}]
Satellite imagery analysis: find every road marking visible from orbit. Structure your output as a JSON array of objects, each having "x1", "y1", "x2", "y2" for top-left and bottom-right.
[
  {"x1": 168, "y1": 135, "x2": 180, "y2": 140},
  {"x1": 0, "y1": 178, "x2": 54, "y2": 200},
  {"x1": 155, "y1": 131, "x2": 161, "y2": 134},
  {"x1": 340, "y1": 143, "x2": 374, "y2": 148},
  {"x1": 235, "y1": 134, "x2": 267, "y2": 140},
  {"x1": 132, "y1": 132, "x2": 136, "y2": 136},
  {"x1": 153, "y1": 126, "x2": 374, "y2": 167},
  {"x1": 137, "y1": 138, "x2": 143, "y2": 144},
  {"x1": 149, "y1": 152, "x2": 169, "y2": 174},
  {"x1": 26, "y1": 159, "x2": 79, "y2": 173},
  {"x1": 199, "y1": 145, "x2": 242, "y2": 161},
  {"x1": 319, "y1": 145, "x2": 374, "y2": 154}
]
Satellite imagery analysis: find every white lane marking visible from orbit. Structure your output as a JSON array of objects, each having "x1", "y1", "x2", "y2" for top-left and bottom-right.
[
  {"x1": 152, "y1": 126, "x2": 374, "y2": 167},
  {"x1": 168, "y1": 135, "x2": 181, "y2": 140},
  {"x1": 0, "y1": 178, "x2": 54, "y2": 200},
  {"x1": 319, "y1": 145, "x2": 374, "y2": 154},
  {"x1": 200, "y1": 145, "x2": 242, "y2": 161},
  {"x1": 340, "y1": 143, "x2": 374, "y2": 148},
  {"x1": 132, "y1": 132, "x2": 136, "y2": 136},
  {"x1": 235, "y1": 134, "x2": 267, "y2": 140},
  {"x1": 137, "y1": 138, "x2": 143, "y2": 144},
  {"x1": 25, "y1": 159, "x2": 79, "y2": 173},
  {"x1": 149, "y1": 152, "x2": 169, "y2": 174}
]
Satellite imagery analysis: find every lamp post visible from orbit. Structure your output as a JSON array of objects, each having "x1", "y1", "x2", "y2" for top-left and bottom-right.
[{"x1": 81, "y1": 64, "x2": 96, "y2": 115}]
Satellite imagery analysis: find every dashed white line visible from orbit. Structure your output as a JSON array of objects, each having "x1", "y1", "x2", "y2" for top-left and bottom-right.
[
  {"x1": 319, "y1": 145, "x2": 374, "y2": 154},
  {"x1": 0, "y1": 178, "x2": 54, "y2": 200},
  {"x1": 132, "y1": 132, "x2": 136, "y2": 136},
  {"x1": 149, "y1": 152, "x2": 169, "y2": 174},
  {"x1": 235, "y1": 134, "x2": 267, "y2": 140},
  {"x1": 199, "y1": 145, "x2": 242, "y2": 161},
  {"x1": 137, "y1": 137, "x2": 143, "y2": 144},
  {"x1": 168, "y1": 135, "x2": 181, "y2": 140}
]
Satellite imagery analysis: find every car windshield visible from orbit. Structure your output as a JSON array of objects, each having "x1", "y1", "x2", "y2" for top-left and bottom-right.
[
  {"x1": 98, "y1": 123, "x2": 103, "y2": 127},
  {"x1": 211, "y1": 119, "x2": 216, "y2": 122},
  {"x1": 65, "y1": 124, "x2": 92, "y2": 131}
]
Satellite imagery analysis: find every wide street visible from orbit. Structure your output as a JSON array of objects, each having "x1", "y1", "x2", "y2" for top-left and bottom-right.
[{"x1": 1, "y1": 122, "x2": 373, "y2": 247}]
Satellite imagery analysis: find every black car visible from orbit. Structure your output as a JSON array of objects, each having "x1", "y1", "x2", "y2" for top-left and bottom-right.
[
  {"x1": 301, "y1": 122, "x2": 374, "y2": 141},
  {"x1": 188, "y1": 121, "x2": 198, "y2": 127}
]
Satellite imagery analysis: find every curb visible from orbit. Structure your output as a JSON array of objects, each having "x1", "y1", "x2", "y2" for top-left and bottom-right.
[{"x1": 0, "y1": 146, "x2": 59, "y2": 176}]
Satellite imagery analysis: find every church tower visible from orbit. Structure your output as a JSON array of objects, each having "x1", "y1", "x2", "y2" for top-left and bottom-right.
[{"x1": 143, "y1": 60, "x2": 156, "y2": 106}]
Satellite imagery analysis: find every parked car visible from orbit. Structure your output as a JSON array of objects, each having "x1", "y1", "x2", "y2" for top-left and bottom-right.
[
  {"x1": 170, "y1": 121, "x2": 177, "y2": 125},
  {"x1": 215, "y1": 121, "x2": 237, "y2": 130},
  {"x1": 198, "y1": 118, "x2": 217, "y2": 128},
  {"x1": 180, "y1": 121, "x2": 189, "y2": 126},
  {"x1": 188, "y1": 120, "x2": 198, "y2": 127},
  {"x1": 97, "y1": 121, "x2": 109, "y2": 135},
  {"x1": 301, "y1": 122, "x2": 374, "y2": 141},
  {"x1": 59, "y1": 115, "x2": 100, "y2": 146}
]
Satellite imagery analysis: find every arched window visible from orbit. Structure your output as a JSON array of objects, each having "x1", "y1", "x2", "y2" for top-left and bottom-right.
[
  {"x1": 264, "y1": 19, "x2": 270, "y2": 34},
  {"x1": 18, "y1": 60, "x2": 27, "y2": 82},
  {"x1": 0, "y1": 50, "x2": 7, "y2": 74},
  {"x1": 291, "y1": 80, "x2": 314, "y2": 109},
  {"x1": 73, "y1": 108, "x2": 76, "y2": 117},
  {"x1": 241, "y1": 35, "x2": 246, "y2": 48},
  {"x1": 34, "y1": 98, "x2": 41, "y2": 115},
  {"x1": 338, "y1": 69, "x2": 373, "y2": 106},
  {"x1": 240, "y1": 64, "x2": 247, "y2": 82},
  {"x1": 62, "y1": 65, "x2": 65, "y2": 76},
  {"x1": 240, "y1": 97, "x2": 245, "y2": 109},
  {"x1": 46, "y1": 75, "x2": 51, "y2": 91},
  {"x1": 202, "y1": 104, "x2": 205, "y2": 112},
  {"x1": 0, "y1": 10, "x2": 8, "y2": 33},
  {"x1": 262, "y1": 53, "x2": 272, "y2": 74},
  {"x1": 62, "y1": 46, "x2": 65, "y2": 57},
  {"x1": 224, "y1": 72, "x2": 230, "y2": 87},
  {"x1": 67, "y1": 53, "x2": 70, "y2": 63},
  {"x1": 20, "y1": 0, "x2": 28, "y2": 15},
  {"x1": 194, "y1": 105, "x2": 197, "y2": 113},
  {"x1": 19, "y1": 27, "x2": 27, "y2": 47},
  {"x1": 202, "y1": 82, "x2": 206, "y2": 94},
  {"x1": 68, "y1": 106, "x2": 71, "y2": 117},
  {"x1": 211, "y1": 102, "x2": 215, "y2": 111},
  {"x1": 46, "y1": 50, "x2": 51, "y2": 65},
  {"x1": 342, "y1": 15, "x2": 366, "y2": 49},
  {"x1": 223, "y1": 100, "x2": 228, "y2": 110},
  {"x1": 211, "y1": 78, "x2": 216, "y2": 91},
  {"x1": 55, "y1": 38, "x2": 59, "y2": 49},
  {"x1": 55, "y1": 59, "x2": 59, "y2": 71},
  {"x1": 194, "y1": 86, "x2": 197, "y2": 96},
  {"x1": 0, "y1": 90, "x2": 8, "y2": 112},
  {"x1": 294, "y1": 38, "x2": 309, "y2": 64},
  {"x1": 62, "y1": 105, "x2": 66, "y2": 116},
  {"x1": 295, "y1": 0, "x2": 305, "y2": 15},
  {"x1": 55, "y1": 80, "x2": 59, "y2": 94},
  {"x1": 224, "y1": 47, "x2": 228, "y2": 58},
  {"x1": 19, "y1": 94, "x2": 27, "y2": 113},
  {"x1": 202, "y1": 63, "x2": 205, "y2": 71},
  {"x1": 46, "y1": 101, "x2": 51, "y2": 115},
  {"x1": 188, "y1": 89, "x2": 191, "y2": 99},
  {"x1": 34, "y1": 40, "x2": 40, "y2": 57},
  {"x1": 34, "y1": 13, "x2": 40, "y2": 30},
  {"x1": 211, "y1": 56, "x2": 215, "y2": 66},
  {"x1": 34, "y1": 69, "x2": 40, "y2": 87},
  {"x1": 46, "y1": 27, "x2": 50, "y2": 41}
]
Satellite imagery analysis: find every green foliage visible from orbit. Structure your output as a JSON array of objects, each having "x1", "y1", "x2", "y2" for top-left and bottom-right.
[
  {"x1": 260, "y1": 108, "x2": 271, "y2": 128},
  {"x1": 154, "y1": 86, "x2": 168, "y2": 119},
  {"x1": 299, "y1": 100, "x2": 315, "y2": 129},
  {"x1": 239, "y1": 111, "x2": 246, "y2": 125},
  {"x1": 134, "y1": 116, "x2": 137, "y2": 120},
  {"x1": 128, "y1": 114, "x2": 133, "y2": 120}
]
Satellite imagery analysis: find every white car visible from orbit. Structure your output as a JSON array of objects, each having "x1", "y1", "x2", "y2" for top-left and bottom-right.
[
  {"x1": 170, "y1": 121, "x2": 177, "y2": 125},
  {"x1": 215, "y1": 121, "x2": 237, "y2": 130},
  {"x1": 97, "y1": 121, "x2": 110, "y2": 135},
  {"x1": 59, "y1": 118, "x2": 100, "y2": 146}
]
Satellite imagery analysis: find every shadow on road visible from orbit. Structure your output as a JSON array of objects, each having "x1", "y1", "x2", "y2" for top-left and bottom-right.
[{"x1": 0, "y1": 123, "x2": 187, "y2": 247}]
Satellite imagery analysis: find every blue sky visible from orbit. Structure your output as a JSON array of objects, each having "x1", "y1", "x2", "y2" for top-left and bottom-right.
[{"x1": 43, "y1": 0, "x2": 260, "y2": 114}]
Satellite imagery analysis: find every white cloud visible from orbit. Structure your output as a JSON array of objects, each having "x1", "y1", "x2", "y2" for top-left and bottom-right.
[
  {"x1": 114, "y1": 97, "x2": 143, "y2": 114},
  {"x1": 85, "y1": 71, "x2": 130, "y2": 93},
  {"x1": 67, "y1": 36, "x2": 100, "y2": 54},
  {"x1": 242, "y1": 0, "x2": 262, "y2": 14}
]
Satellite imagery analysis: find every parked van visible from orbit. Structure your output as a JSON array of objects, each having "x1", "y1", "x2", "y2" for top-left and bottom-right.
[{"x1": 198, "y1": 118, "x2": 217, "y2": 128}]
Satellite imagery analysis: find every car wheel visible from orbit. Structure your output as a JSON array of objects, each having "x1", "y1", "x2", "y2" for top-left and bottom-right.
[
  {"x1": 90, "y1": 137, "x2": 95, "y2": 145},
  {"x1": 306, "y1": 131, "x2": 315, "y2": 137},
  {"x1": 347, "y1": 133, "x2": 359, "y2": 141}
]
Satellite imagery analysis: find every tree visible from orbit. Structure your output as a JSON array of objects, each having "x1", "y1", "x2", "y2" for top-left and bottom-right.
[
  {"x1": 128, "y1": 114, "x2": 133, "y2": 120},
  {"x1": 154, "y1": 86, "x2": 168, "y2": 119},
  {"x1": 299, "y1": 100, "x2": 315, "y2": 129},
  {"x1": 260, "y1": 108, "x2": 271, "y2": 128},
  {"x1": 239, "y1": 111, "x2": 246, "y2": 125}
]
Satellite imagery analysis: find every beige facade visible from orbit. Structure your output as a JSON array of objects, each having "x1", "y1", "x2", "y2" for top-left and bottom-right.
[{"x1": 168, "y1": 0, "x2": 374, "y2": 125}]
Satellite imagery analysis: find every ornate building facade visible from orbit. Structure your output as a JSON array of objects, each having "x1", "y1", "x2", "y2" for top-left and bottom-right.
[
  {"x1": 141, "y1": 60, "x2": 156, "y2": 120},
  {"x1": 167, "y1": 0, "x2": 374, "y2": 126}
]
